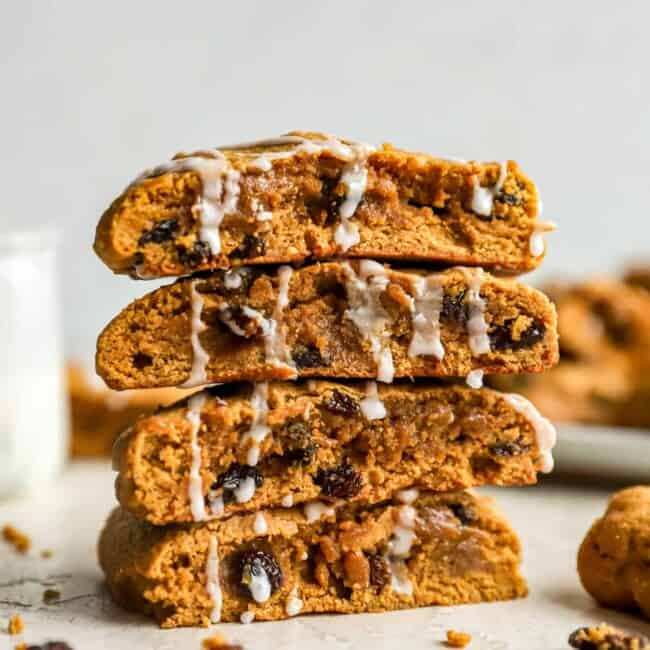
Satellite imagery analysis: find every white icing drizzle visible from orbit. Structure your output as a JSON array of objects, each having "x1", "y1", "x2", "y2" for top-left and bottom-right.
[
  {"x1": 460, "y1": 268, "x2": 491, "y2": 356},
  {"x1": 504, "y1": 393, "x2": 557, "y2": 473},
  {"x1": 181, "y1": 279, "x2": 210, "y2": 388},
  {"x1": 234, "y1": 476, "x2": 257, "y2": 503},
  {"x1": 247, "y1": 567, "x2": 272, "y2": 603},
  {"x1": 218, "y1": 303, "x2": 248, "y2": 336},
  {"x1": 342, "y1": 260, "x2": 395, "y2": 382},
  {"x1": 529, "y1": 220, "x2": 557, "y2": 258},
  {"x1": 303, "y1": 501, "x2": 335, "y2": 522},
  {"x1": 240, "y1": 610, "x2": 255, "y2": 624},
  {"x1": 250, "y1": 198, "x2": 273, "y2": 221},
  {"x1": 471, "y1": 161, "x2": 508, "y2": 217},
  {"x1": 187, "y1": 393, "x2": 208, "y2": 522},
  {"x1": 253, "y1": 512, "x2": 268, "y2": 535},
  {"x1": 281, "y1": 494, "x2": 294, "y2": 508},
  {"x1": 386, "y1": 504, "x2": 418, "y2": 597},
  {"x1": 408, "y1": 275, "x2": 445, "y2": 360},
  {"x1": 241, "y1": 382, "x2": 271, "y2": 467},
  {"x1": 360, "y1": 380, "x2": 387, "y2": 420},
  {"x1": 206, "y1": 536, "x2": 222, "y2": 623},
  {"x1": 466, "y1": 369, "x2": 484, "y2": 389},
  {"x1": 224, "y1": 267, "x2": 247, "y2": 289},
  {"x1": 208, "y1": 494, "x2": 224, "y2": 516},
  {"x1": 285, "y1": 587, "x2": 303, "y2": 617},
  {"x1": 395, "y1": 487, "x2": 419, "y2": 505},
  {"x1": 389, "y1": 559, "x2": 414, "y2": 596}
]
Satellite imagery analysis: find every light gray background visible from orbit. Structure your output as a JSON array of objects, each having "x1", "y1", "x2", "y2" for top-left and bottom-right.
[{"x1": 2, "y1": 0, "x2": 649, "y2": 361}]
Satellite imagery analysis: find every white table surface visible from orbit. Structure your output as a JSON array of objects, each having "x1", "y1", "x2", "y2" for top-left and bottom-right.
[{"x1": 1, "y1": 462, "x2": 649, "y2": 650}]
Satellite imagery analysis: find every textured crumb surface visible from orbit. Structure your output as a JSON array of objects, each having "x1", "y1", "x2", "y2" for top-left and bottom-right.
[
  {"x1": 2, "y1": 525, "x2": 31, "y2": 554},
  {"x1": 113, "y1": 380, "x2": 547, "y2": 525},
  {"x1": 492, "y1": 278, "x2": 650, "y2": 427},
  {"x1": 67, "y1": 363, "x2": 193, "y2": 457},
  {"x1": 94, "y1": 132, "x2": 545, "y2": 278},
  {"x1": 98, "y1": 490, "x2": 527, "y2": 627},
  {"x1": 96, "y1": 262, "x2": 558, "y2": 390},
  {"x1": 578, "y1": 487, "x2": 650, "y2": 619},
  {"x1": 569, "y1": 623, "x2": 650, "y2": 649}
]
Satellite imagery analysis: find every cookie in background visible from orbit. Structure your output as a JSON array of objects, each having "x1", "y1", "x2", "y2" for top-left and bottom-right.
[{"x1": 67, "y1": 362, "x2": 193, "y2": 457}]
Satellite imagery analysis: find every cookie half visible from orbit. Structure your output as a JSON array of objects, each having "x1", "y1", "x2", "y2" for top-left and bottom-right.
[
  {"x1": 94, "y1": 132, "x2": 550, "y2": 278},
  {"x1": 96, "y1": 262, "x2": 559, "y2": 389},
  {"x1": 112, "y1": 380, "x2": 556, "y2": 525},
  {"x1": 98, "y1": 490, "x2": 527, "y2": 627}
]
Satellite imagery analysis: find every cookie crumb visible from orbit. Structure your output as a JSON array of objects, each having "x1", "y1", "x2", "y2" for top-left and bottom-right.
[
  {"x1": 569, "y1": 623, "x2": 650, "y2": 649},
  {"x1": 446, "y1": 629, "x2": 472, "y2": 648},
  {"x1": 24, "y1": 643, "x2": 73, "y2": 650},
  {"x1": 2, "y1": 525, "x2": 31, "y2": 554},
  {"x1": 42, "y1": 589, "x2": 61, "y2": 604},
  {"x1": 8, "y1": 615, "x2": 24, "y2": 635},
  {"x1": 40, "y1": 549, "x2": 53, "y2": 559},
  {"x1": 202, "y1": 633, "x2": 243, "y2": 650},
  {"x1": 14, "y1": 642, "x2": 27, "y2": 650}
]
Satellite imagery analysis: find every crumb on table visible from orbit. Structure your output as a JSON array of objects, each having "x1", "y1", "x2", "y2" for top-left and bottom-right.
[
  {"x1": 2, "y1": 525, "x2": 31, "y2": 554},
  {"x1": 8, "y1": 614, "x2": 24, "y2": 635},
  {"x1": 42, "y1": 589, "x2": 61, "y2": 604},
  {"x1": 446, "y1": 629, "x2": 472, "y2": 647},
  {"x1": 202, "y1": 633, "x2": 243, "y2": 650},
  {"x1": 569, "y1": 623, "x2": 650, "y2": 649},
  {"x1": 40, "y1": 549, "x2": 53, "y2": 559}
]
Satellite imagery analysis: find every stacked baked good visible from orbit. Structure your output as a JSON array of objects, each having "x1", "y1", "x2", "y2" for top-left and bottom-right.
[{"x1": 93, "y1": 132, "x2": 559, "y2": 627}]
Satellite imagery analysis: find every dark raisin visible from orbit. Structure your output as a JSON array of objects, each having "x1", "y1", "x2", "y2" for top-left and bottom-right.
[
  {"x1": 498, "y1": 192, "x2": 522, "y2": 206},
  {"x1": 240, "y1": 549, "x2": 283, "y2": 597},
  {"x1": 132, "y1": 352, "x2": 153, "y2": 369},
  {"x1": 322, "y1": 390, "x2": 360, "y2": 417},
  {"x1": 448, "y1": 502, "x2": 478, "y2": 526},
  {"x1": 218, "y1": 305, "x2": 263, "y2": 338},
  {"x1": 440, "y1": 291, "x2": 468, "y2": 325},
  {"x1": 490, "y1": 441, "x2": 525, "y2": 457},
  {"x1": 368, "y1": 554, "x2": 390, "y2": 591},
  {"x1": 406, "y1": 199, "x2": 449, "y2": 215},
  {"x1": 138, "y1": 218, "x2": 179, "y2": 246},
  {"x1": 284, "y1": 420, "x2": 317, "y2": 465},
  {"x1": 231, "y1": 234, "x2": 266, "y2": 259},
  {"x1": 313, "y1": 462, "x2": 363, "y2": 499},
  {"x1": 489, "y1": 319, "x2": 546, "y2": 351},
  {"x1": 212, "y1": 464, "x2": 263, "y2": 496},
  {"x1": 26, "y1": 644, "x2": 74, "y2": 650},
  {"x1": 132, "y1": 251, "x2": 144, "y2": 266},
  {"x1": 592, "y1": 300, "x2": 634, "y2": 346},
  {"x1": 176, "y1": 240, "x2": 212, "y2": 267},
  {"x1": 292, "y1": 345, "x2": 329, "y2": 369}
]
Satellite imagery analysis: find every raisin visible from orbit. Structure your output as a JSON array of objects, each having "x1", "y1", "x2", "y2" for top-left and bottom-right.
[
  {"x1": 132, "y1": 251, "x2": 144, "y2": 266},
  {"x1": 490, "y1": 441, "x2": 525, "y2": 457},
  {"x1": 313, "y1": 462, "x2": 363, "y2": 499},
  {"x1": 212, "y1": 464, "x2": 263, "y2": 501},
  {"x1": 440, "y1": 291, "x2": 468, "y2": 326},
  {"x1": 292, "y1": 345, "x2": 329, "y2": 369},
  {"x1": 489, "y1": 319, "x2": 546, "y2": 351},
  {"x1": 218, "y1": 305, "x2": 263, "y2": 338},
  {"x1": 138, "y1": 218, "x2": 179, "y2": 246},
  {"x1": 176, "y1": 240, "x2": 212, "y2": 267},
  {"x1": 240, "y1": 549, "x2": 283, "y2": 597},
  {"x1": 231, "y1": 234, "x2": 266, "y2": 259},
  {"x1": 322, "y1": 390, "x2": 360, "y2": 417},
  {"x1": 448, "y1": 502, "x2": 478, "y2": 526},
  {"x1": 498, "y1": 192, "x2": 522, "y2": 206},
  {"x1": 284, "y1": 420, "x2": 317, "y2": 465},
  {"x1": 406, "y1": 199, "x2": 449, "y2": 215},
  {"x1": 368, "y1": 554, "x2": 390, "y2": 591},
  {"x1": 132, "y1": 352, "x2": 153, "y2": 369},
  {"x1": 26, "y1": 644, "x2": 74, "y2": 650},
  {"x1": 306, "y1": 176, "x2": 344, "y2": 226}
]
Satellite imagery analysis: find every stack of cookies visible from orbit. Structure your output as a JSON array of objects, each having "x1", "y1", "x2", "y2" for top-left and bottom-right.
[{"x1": 94, "y1": 132, "x2": 559, "y2": 627}]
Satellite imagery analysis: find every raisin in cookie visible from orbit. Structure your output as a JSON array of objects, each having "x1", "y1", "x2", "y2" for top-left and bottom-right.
[
  {"x1": 579, "y1": 486, "x2": 650, "y2": 618},
  {"x1": 94, "y1": 132, "x2": 550, "y2": 278},
  {"x1": 96, "y1": 261, "x2": 558, "y2": 390},
  {"x1": 112, "y1": 380, "x2": 556, "y2": 525},
  {"x1": 98, "y1": 489, "x2": 527, "y2": 627}
]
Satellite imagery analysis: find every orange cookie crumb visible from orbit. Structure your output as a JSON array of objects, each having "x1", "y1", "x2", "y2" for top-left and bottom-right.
[
  {"x1": 2, "y1": 525, "x2": 31, "y2": 554},
  {"x1": 446, "y1": 629, "x2": 472, "y2": 647},
  {"x1": 202, "y1": 633, "x2": 243, "y2": 649},
  {"x1": 8, "y1": 614, "x2": 24, "y2": 635}
]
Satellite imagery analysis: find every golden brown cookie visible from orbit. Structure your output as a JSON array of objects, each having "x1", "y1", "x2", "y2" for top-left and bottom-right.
[
  {"x1": 98, "y1": 490, "x2": 527, "y2": 627},
  {"x1": 112, "y1": 380, "x2": 555, "y2": 525},
  {"x1": 625, "y1": 265, "x2": 650, "y2": 293},
  {"x1": 67, "y1": 363, "x2": 193, "y2": 457},
  {"x1": 578, "y1": 486, "x2": 650, "y2": 617},
  {"x1": 96, "y1": 262, "x2": 558, "y2": 390},
  {"x1": 94, "y1": 132, "x2": 550, "y2": 279}
]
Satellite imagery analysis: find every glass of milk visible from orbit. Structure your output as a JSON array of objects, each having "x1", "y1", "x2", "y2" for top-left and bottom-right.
[{"x1": 0, "y1": 229, "x2": 68, "y2": 497}]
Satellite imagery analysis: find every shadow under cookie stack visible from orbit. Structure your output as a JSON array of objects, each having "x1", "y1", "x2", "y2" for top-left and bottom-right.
[{"x1": 94, "y1": 132, "x2": 559, "y2": 627}]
